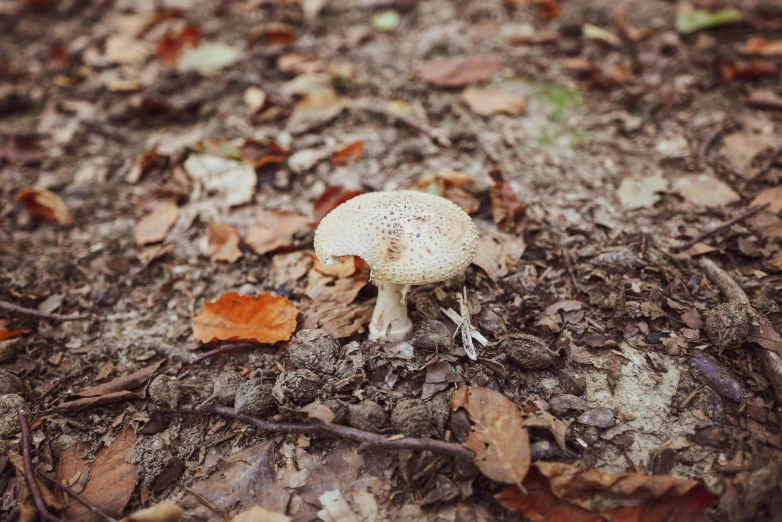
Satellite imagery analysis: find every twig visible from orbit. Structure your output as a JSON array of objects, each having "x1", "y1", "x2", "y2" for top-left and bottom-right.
[
  {"x1": 190, "y1": 342, "x2": 260, "y2": 364},
  {"x1": 561, "y1": 246, "x2": 582, "y2": 294},
  {"x1": 18, "y1": 413, "x2": 65, "y2": 522},
  {"x1": 354, "y1": 100, "x2": 451, "y2": 147},
  {"x1": 152, "y1": 343, "x2": 196, "y2": 365},
  {"x1": 746, "y1": 143, "x2": 782, "y2": 181},
  {"x1": 676, "y1": 203, "x2": 770, "y2": 252},
  {"x1": 36, "y1": 471, "x2": 116, "y2": 522},
  {"x1": 157, "y1": 403, "x2": 476, "y2": 460},
  {"x1": 0, "y1": 300, "x2": 89, "y2": 322},
  {"x1": 458, "y1": 288, "x2": 478, "y2": 361}
]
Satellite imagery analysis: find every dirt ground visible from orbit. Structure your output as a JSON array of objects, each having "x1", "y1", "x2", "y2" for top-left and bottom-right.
[{"x1": 2, "y1": 0, "x2": 782, "y2": 520}]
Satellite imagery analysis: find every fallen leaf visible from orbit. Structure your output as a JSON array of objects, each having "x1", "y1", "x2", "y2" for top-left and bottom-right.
[
  {"x1": 300, "y1": 301, "x2": 373, "y2": 338},
  {"x1": 37, "y1": 294, "x2": 60, "y2": 314},
  {"x1": 191, "y1": 292, "x2": 299, "y2": 344},
  {"x1": 184, "y1": 154, "x2": 257, "y2": 207},
  {"x1": 312, "y1": 185, "x2": 365, "y2": 223},
  {"x1": 535, "y1": 0, "x2": 560, "y2": 18},
  {"x1": 73, "y1": 360, "x2": 164, "y2": 398},
  {"x1": 490, "y1": 178, "x2": 526, "y2": 228},
  {"x1": 239, "y1": 139, "x2": 289, "y2": 168},
  {"x1": 0, "y1": 325, "x2": 31, "y2": 341},
  {"x1": 721, "y1": 133, "x2": 779, "y2": 175},
  {"x1": 232, "y1": 506, "x2": 291, "y2": 522},
  {"x1": 134, "y1": 201, "x2": 179, "y2": 246},
  {"x1": 719, "y1": 59, "x2": 779, "y2": 82},
  {"x1": 318, "y1": 490, "x2": 360, "y2": 522},
  {"x1": 287, "y1": 87, "x2": 345, "y2": 135},
  {"x1": 305, "y1": 266, "x2": 368, "y2": 305},
  {"x1": 246, "y1": 210, "x2": 310, "y2": 255},
  {"x1": 749, "y1": 211, "x2": 782, "y2": 239},
  {"x1": 272, "y1": 251, "x2": 313, "y2": 286},
  {"x1": 10, "y1": 450, "x2": 62, "y2": 520},
  {"x1": 523, "y1": 410, "x2": 570, "y2": 452},
  {"x1": 497, "y1": 462, "x2": 717, "y2": 522},
  {"x1": 616, "y1": 174, "x2": 669, "y2": 210},
  {"x1": 243, "y1": 86, "x2": 267, "y2": 114},
  {"x1": 445, "y1": 187, "x2": 481, "y2": 214},
  {"x1": 372, "y1": 10, "x2": 400, "y2": 32},
  {"x1": 126, "y1": 151, "x2": 162, "y2": 184},
  {"x1": 751, "y1": 186, "x2": 782, "y2": 213},
  {"x1": 122, "y1": 501, "x2": 184, "y2": 522},
  {"x1": 157, "y1": 24, "x2": 200, "y2": 64},
  {"x1": 17, "y1": 188, "x2": 73, "y2": 225},
  {"x1": 105, "y1": 34, "x2": 152, "y2": 64},
  {"x1": 419, "y1": 55, "x2": 502, "y2": 88},
  {"x1": 207, "y1": 222, "x2": 242, "y2": 264},
  {"x1": 58, "y1": 423, "x2": 139, "y2": 521},
  {"x1": 177, "y1": 42, "x2": 241, "y2": 76},
  {"x1": 0, "y1": 135, "x2": 46, "y2": 166},
  {"x1": 137, "y1": 244, "x2": 173, "y2": 265},
  {"x1": 748, "y1": 313, "x2": 782, "y2": 352},
  {"x1": 745, "y1": 90, "x2": 782, "y2": 111},
  {"x1": 582, "y1": 23, "x2": 621, "y2": 46},
  {"x1": 331, "y1": 140, "x2": 364, "y2": 165},
  {"x1": 472, "y1": 227, "x2": 525, "y2": 281},
  {"x1": 300, "y1": 401, "x2": 335, "y2": 424},
  {"x1": 675, "y1": 6, "x2": 742, "y2": 34},
  {"x1": 742, "y1": 36, "x2": 782, "y2": 56},
  {"x1": 673, "y1": 174, "x2": 740, "y2": 208},
  {"x1": 462, "y1": 87, "x2": 525, "y2": 116},
  {"x1": 247, "y1": 23, "x2": 295, "y2": 46},
  {"x1": 437, "y1": 167, "x2": 472, "y2": 186},
  {"x1": 450, "y1": 386, "x2": 531, "y2": 487},
  {"x1": 312, "y1": 255, "x2": 358, "y2": 278}
]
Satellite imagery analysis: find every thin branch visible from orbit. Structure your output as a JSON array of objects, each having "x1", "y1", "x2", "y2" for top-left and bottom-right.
[
  {"x1": 0, "y1": 300, "x2": 90, "y2": 321},
  {"x1": 157, "y1": 403, "x2": 476, "y2": 460},
  {"x1": 354, "y1": 100, "x2": 451, "y2": 147},
  {"x1": 18, "y1": 412, "x2": 65, "y2": 522},
  {"x1": 190, "y1": 342, "x2": 260, "y2": 364},
  {"x1": 36, "y1": 471, "x2": 116, "y2": 522},
  {"x1": 561, "y1": 246, "x2": 582, "y2": 294},
  {"x1": 675, "y1": 203, "x2": 770, "y2": 253}
]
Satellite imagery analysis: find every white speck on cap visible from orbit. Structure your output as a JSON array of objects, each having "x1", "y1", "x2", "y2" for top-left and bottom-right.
[{"x1": 314, "y1": 190, "x2": 479, "y2": 285}]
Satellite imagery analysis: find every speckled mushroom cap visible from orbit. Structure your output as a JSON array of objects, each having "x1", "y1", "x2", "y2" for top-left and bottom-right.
[{"x1": 314, "y1": 190, "x2": 479, "y2": 285}]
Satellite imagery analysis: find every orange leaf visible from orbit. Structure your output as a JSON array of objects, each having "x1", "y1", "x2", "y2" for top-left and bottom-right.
[
  {"x1": 0, "y1": 327, "x2": 31, "y2": 341},
  {"x1": 134, "y1": 201, "x2": 178, "y2": 246},
  {"x1": 445, "y1": 186, "x2": 480, "y2": 214},
  {"x1": 497, "y1": 463, "x2": 717, "y2": 522},
  {"x1": 312, "y1": 186, "x2": 364, "y2": 223},
  {"x1": 451, "y1": 386, "x2": 531, "y2": 487},
  {"x1": 331, "y1": 140, "x2": 364, "y2": 165},
  {"x1": 751, "y1": 186, "x2": 782, "y2": 213},
  {"x1": 247, "y1": 22, "x2": 295, "y2": 46},
  {"x1": 437, "y1": 167, "x2": 472, "y2": 187},
  {"x1": 743, "y1": 36, "x2": 782, "y2": 56},
  {"x1": 462, "y1": 87, "x2": 526, "y2": 116},
  {"x1": 245, "y1": 210, "x2": 310, "y2": 255},
  {"x1": 207, "y1": 222, "x2": 242, "y2": 264},
  {"x1": 239, "y1": 139, "x2": 289, "y2": 168},
  {"x1": 419, "y1": 55, "x2": 502, "y2": 87},
  {"x1": 536, "y1": 0, "x2": 560, "y2": 18},
  {"x1": 490, "y1": 176, "x2": 526, "y2": 228},
  {"x1": 191, "y1": 292, "x2": 298, "y2": 344},
  {"x1": 17, "y1": 188, "x2": 73, "y2": 226},
  {"x1": 157, "y1": 24, "x2": 201, "y2": 64},
  {"x1": 312, "y1": 255, "x2": 358, "y2": 278}
]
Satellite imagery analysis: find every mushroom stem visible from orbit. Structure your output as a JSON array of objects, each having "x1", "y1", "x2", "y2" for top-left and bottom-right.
[{"x1": 369, "y1": 282, "x2": 413, "y2": 342}]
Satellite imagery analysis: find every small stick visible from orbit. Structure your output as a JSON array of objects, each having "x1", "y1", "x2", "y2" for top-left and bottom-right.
[
  {"x1": 157, "y1": 403, "x2": 476, "y2": 460},
  {"x1": 355, "y1": 100, "x2": 451, "y2": 147},
  {"x1": 36, "y1": 471, "x2": 116, "y2": 522},
  {"x1": 746, "y1": 143, "x2": 782, "y2": 181},
  {"x1": 0, "y1": 300, "x2": 89, "y2": 322},
  {"x1": 191, "y1": 342, "x2": 260, "y2": 364},
  {"x1": 18, "y1": 413, "x2": 65, "y2": 522},
  {"x1": 676, "y1": 203, "x2": 770, "y2": 252},
  {"x1": 561, "y1": 246, "x2": 582, "y2": 294}
]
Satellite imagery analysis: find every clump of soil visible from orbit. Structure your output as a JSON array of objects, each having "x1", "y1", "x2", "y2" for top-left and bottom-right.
[
  {"x1": 149, "y1": 375, "x2": 182, "y2": 409},
  {"x1": 273, "y1": 369, "x2": 322, "y2": 405},
  {"x1": 208, "y1": 371, "x2": 242, "y2": 405},
  {"x1": 0, "y1": 370, "x2": 23, "y2": 395},
  {"x1": 324, "y1": 398, "x2": 349, "y2": 424},
  {"x1": 347, "y1": 400, "x2": 388, "y2": 432},
  {"x1": 131, "y1": 423, "x2": 201, "y2": 485},
  {"x1": 704, "y1": 301, "x2": 752, "y2": 351},
  {"x1": 501, "y1": 333, "x2": 559, "y2": 369},
  {"x1": 391, "y1": 398, "x2": 431, "y2": 437},
  {"x1": 410, "y1": 320, "x2": 453, "y2": 352},
  {"x1": 234, "y1": 378, "x2": 276, "y2": 416},
  {"x1": 0, "y1": 394, "x2": 25, "y2": 437},
  {"x1": 288, "y1": 329, "x2": 339, "y2": 374}
]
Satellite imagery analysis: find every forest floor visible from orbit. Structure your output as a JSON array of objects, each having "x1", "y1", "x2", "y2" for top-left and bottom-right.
[{"x1": 2, "y1": 0, "x2": 782, "y2": 521}]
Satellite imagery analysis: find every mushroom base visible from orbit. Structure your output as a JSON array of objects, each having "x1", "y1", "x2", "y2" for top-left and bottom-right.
[{"x1": 369, "y1": 282, "x2": 413, "y2": 342}]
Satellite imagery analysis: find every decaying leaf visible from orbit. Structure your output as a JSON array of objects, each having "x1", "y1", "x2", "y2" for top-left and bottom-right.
[
  {"x1": 462, "y1": 87, "x2": 525, "y2": 116},
  {"x1": 490, "y1": 178, "x2": 526, "y2": 228},
  {"x1": 751, "y1": 186, "x2": 782, "y2": 213},
  {"x1": 312, "y1": 255, "x2": 358, "y2": 278},
  {"x1": 134, "y1": 201, "x2": 179, "y2": 246},
  {"x1": 331, "y1": 140, "x2": 364, "y2": 165},
  {"x1": 9, "y1": 450, "x2": 62, "y2": 521},
  {"x1": 272, "y1": 251, "x2": 313, "y2": 286},
  {"x1": 318, "y1": 490, "x2": 361, "y2": 522},
  {"x1": 17, "y1": 188, "x2": 73, "y2": 225},
  {"x1": 125, "y1": 151, "x2": 162, "y2": 184},
  {"x1": 523, "y1": 409, "x2": 570, "y2": 452},
  {"x1": 232, "y1": 506, "x2": 291, "y2": 522},
  {"x1": 300, "y1": 401, "x2": 335, "y2": 424},
  {"x1": 419, "y1": 55, "x2": 502, "y2": 88},
  {"x1": 283, "y1": 73, "x2": 345, "y2": 134},
  {"x1": 743, "y1": 36, "x2": 782, "y2": 56},
  {"x1": 191, "y1": 292, "x2": 299, "y2": 344},
  {"x1": 206, "y1": 222, "x2": 242, "y2": 264},
  {"x1": 57, "y1": 360, "x2": 164, "y2": 411},
  {"x1": 312, "y1": 185, "x2": 364, "y2": 223},
  {"x1": 445, "y1": 187, "x2": 481, "y2": 214},
  {"x1": 177, "y1": 42, "x2": 241, "y2": 75},
  {"x1": 450, "y1": 386, "x2": 531, "y2": 487},
  {"x1": 0, "y1": 321, "x2": 31, "y2": 341},
  {"x1": 721, "y1": 133, "x2": 779, "y2": 175},
  {"x1": 749, "y1": 211, "x2": 782, "y2": 240},
  {"x1": 184, "y1": 153, "x2": 257, "y2": 207},
  {"x1": 496, "y1": 462, "x2": 717, "y2": 522},
  {"x1": 673, "y1": 174, "x2": 740, "y2": 208},
  {"x1": 122, "y1": 501, "x2": 184, "y2": 522},
  {"x1": 305, "y1": 266, "x2": 368, "y2": 306},
  {"x1": 245, "y1": 210, "x2": 310, "y2": 255},
  {"x1": 616, "y1": 175, "x2": 669, "y2": 210},
  {"x1": 58, "y1": 423, "x2": 140, "y2": 521},
  {"x1": 748, "y1": 313, "x2": 782, "y2": 352},
  {"x1": 472, "y1": 227, "x2": 525, "y2": 281},
  {"x1": 157, "y1": 24, "x2": 200, "y2": 64},
  {"x1": 300, "y1": 301, "x2": 373, "y2": 338}
]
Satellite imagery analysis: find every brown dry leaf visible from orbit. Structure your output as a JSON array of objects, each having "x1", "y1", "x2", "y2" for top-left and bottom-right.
[
  {"x1": 450, "y1": 386, "x2": 531, "y2": 487},
  {"x1": 312, "y1": 185, "x2": 365, "y2": 223},
  {"x1": 496, "y1": 462, "x2": 717, "y2": 522},
  {"x1": 748, "y1": 313, "x2": 782, "y2": 352},
  {"x1": 742, "y1": 36, "x2": 782, "y2": 56},
  {"x1": 272, "y1": 251, "x2": 314, "y2": 287},
  {"x1": 445, "y1": 186, "x2": 481, "y2": 214},
  {"x1": 157, "y1": 24, "x2": 200, "y2": 64},
  {"x1": 312, "y1": 255, "x2": 358, "y2": 278},
  {"x1": 472, "y1": 226, "x2": 526, "y2": 281},
  {"x1": 536, "y1": 0, "x2": 560, "y2": 18},
  {"x1": 419, "y1": 55, "x2": 502, "y2": 87},
  {"x1": 0, "y1": 135, "x2": 46, "y2": 166},
  {"x1": 60, "y1": 423, "x2": 139, "y2": 521},
  {"x1": 207, "y1": 222, "x2": 242, "y2": 264},
  {"x1": 134, "y1": 201, "x2": 178, "y2": 246},
  {"x1": 17, "y1": 188, "x2": 73, "y2": 225},
  {"x1": 122, "y1": 501, "x2": 183, "y2": 522},
  {"x1": 9, "y1": 450, "x2": 62, "y2": 521},
  {"x1": 191, "y1": 292, "x2": 299, "y2": 344},
  {"x1": 57, "y1": 361, "x2": 163, "y2": 411},
  {"x1": 437, "y1": 167, "x2": 472, "y2": 187},
  {"x1": 673, "y1": 174, "x2": 740, "y2": 208},
  {"x1": 744, "y1": 90, "x2": 782, "y2": 111},
  {"x1": 246, "y1": 210, "x2": 310, "y2": 256},
  {"x1": 523, "y1": 410, "x2": 570, "y2": 452},
  {"x1": 287, "y1": 87, "x2": 345, "y2": 135},
  {"x1": 462, "y1": 87, "x2": 525, "y2": 116},
  {"x1": 300, "y1": 401, "x2": 335, "y2": 424},
  {"x1": 490, "y1": 178, "x2": 526, "y2": 228},
  {"x1": 751, "y1": 186, "x2": 782, "y2": 213},
  {"x1": 721, "y1": 133, "x2": 779, "y2": 175},
  {"x1": 137, "y1": 244, "x2": 173, "y2": 265},
  {"x1": 331, "y1": 140, "x2": 364, "y2": 165},
  {"x1": 305, "y1": 266, "x2": 368, "y2": 305},
  {"x1": 749, "y1": 211, "x2": 782, "y2": 240},
  {"x1": 125, "y1": 150, "x2": 162, "y2": 184},
  {"x1": 239, "y1": 139, "x2": 289, "y2": 168},
  {"x1": 300, "y1": 301, "x2": 373, "y2": 338},
  {"x1": 232, "y1": 506, "x2": 291, "y2": 522},
  {"x1": 247, "y1": 22, "x2": 295, "y2": 46}
]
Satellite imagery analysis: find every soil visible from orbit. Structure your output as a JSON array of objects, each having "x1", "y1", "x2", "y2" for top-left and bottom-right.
[{"x1": 1, "y1": 0, "x2": 782, "y2": 520}]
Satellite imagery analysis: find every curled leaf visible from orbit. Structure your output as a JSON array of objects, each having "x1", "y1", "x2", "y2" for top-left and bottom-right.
[
  {"x1": 246, "y1": 210, "x2": 310, "y2": 255},
  {"x1": 134, "y1": 201, "x2": 179, "y2": 246},
  {"x1": 17, "y1": 188, "x2": 73, "y2": 226},
  {"x1": 207, "y1": 222, "x2": 242, "y2": 264}
]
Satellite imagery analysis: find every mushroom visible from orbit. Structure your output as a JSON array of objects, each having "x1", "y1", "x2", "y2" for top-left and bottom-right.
[{"x1": 314, "y1": 190, "x2": 479, "y2": 341}]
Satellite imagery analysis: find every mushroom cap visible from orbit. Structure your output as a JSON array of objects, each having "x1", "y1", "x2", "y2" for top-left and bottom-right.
[{"x1": 314, "y1": 190, "x2": 479, "y2": 285}]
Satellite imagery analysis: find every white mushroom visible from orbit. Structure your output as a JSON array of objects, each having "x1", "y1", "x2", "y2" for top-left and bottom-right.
[{"x1": 314, "y1": 190, "x2": 479, "y2": 342}]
